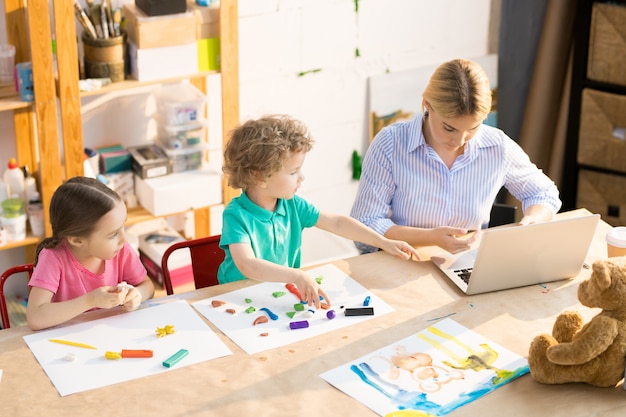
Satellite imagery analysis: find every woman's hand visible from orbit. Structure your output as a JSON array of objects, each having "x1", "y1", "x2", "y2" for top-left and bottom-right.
[{"x1": 432, "y1": 227, "x2": 479, "y2": 254}]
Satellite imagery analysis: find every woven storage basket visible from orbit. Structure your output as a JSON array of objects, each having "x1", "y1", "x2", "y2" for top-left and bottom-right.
[
  {"x1": 577, "y1": 169, "x2": 626, "y2": 227},
  {"x1": 587, "y1": 2, "x2": 626, "y2": 87},
  {"x1": 577, "y1": 88, "x2": 626, "y2": 174}
]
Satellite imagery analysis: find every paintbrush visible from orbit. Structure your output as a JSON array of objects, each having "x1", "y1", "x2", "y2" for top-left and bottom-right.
[
  {"x1": 112, "y1": 7, "x2": 122, "y2": 36},
  {"x1": 105, "y1": 0, "x2": 115, "y2": 38},
  {"x1": 73, "y1": 0, "x2": 98, "y2": 39},
  {"x1": 100, "y1": 1, "x2": 109, "y2": 39},
  {"x1": 90, "y1": 4, "x2": 103, "y2": 39}
]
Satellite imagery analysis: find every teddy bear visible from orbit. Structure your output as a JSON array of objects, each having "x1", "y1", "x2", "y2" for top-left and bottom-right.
[{"x1": 528, "y1": 256, "x2": 626, "y2": 387}]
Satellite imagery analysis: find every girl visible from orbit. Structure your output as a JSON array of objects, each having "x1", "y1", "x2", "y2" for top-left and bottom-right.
[{"x1": 27, "y1": 176, "x2": 154, "y2": 330}]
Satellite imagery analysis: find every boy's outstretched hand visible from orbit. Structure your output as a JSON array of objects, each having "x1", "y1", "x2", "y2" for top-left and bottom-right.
[
  {"x1": 292, "y1": 270, "x2": 331, "y2": 309},
  {"x1": 380, "y1": 239, "x2": 421, "y2": 261}
]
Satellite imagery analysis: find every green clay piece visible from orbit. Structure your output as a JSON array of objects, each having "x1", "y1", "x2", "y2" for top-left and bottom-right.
[
  {"x1": 315, "y1": 276, "x2": 324, "y2": 284},
  {"x1": 245, "y1": 298, "x2": 253, "y2": 303},
  {"x1": 286, "y1": 311, "x2": 296, "y2": 319},
  {"x1": 294, "y1": 303, "x2": 305, "y2": 311},
  {"x1": 272, "y1": 291, "x2": 286, "y2": 298},
  {"x1": 245, "y1": 306, "x2": 256, "y2": 314}
]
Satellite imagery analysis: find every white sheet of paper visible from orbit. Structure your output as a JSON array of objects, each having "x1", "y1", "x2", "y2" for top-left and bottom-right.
[
  {"x1": 321, "y1": 318, "x2": 529, "y2": 416},
  {"x1": 192, "y1": 264, "x2": 395, "y2": 354},
  {"x1": 23, "y1": 300, "x2": 232, "y2": 396}
]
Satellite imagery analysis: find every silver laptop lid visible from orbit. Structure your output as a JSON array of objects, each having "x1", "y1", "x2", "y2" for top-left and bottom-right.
[{"x1": 432, "y1": 213, "x2": 600, "y2": 295}]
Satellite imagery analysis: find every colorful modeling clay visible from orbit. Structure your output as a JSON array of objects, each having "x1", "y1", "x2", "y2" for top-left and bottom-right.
[
  {"x1": 272, "y1": 291, "x2": 286, "y2": 298},
  {"x1": 286, "y1": 311, "x2": 296, "y2": 319},
  {"x1": 105, "y1": 351, "x2": 122, "y2": 360},
  {"x1": 363, "y1": 296, "x2": 371, "y2": 306},
  {"x1": 64, "y1": 353, "x2": 77, "y2": 362},
  {"x1": 49, "y1": 339, "x2": 97, "y2": 350},
  {"x1": 326, "y1": 310, "x2": 336, "y2": 319},
  {"x1": 289, "y1": 320, "x2": 309, "y2": 330},
  {"x1": 315, "y1": 276, "x2": 324, "y2": 284},
  {"x1": 245, "y1": 306, "x2": 256, "y2": 314},
  {"x1": 211, "y1": 300, "x2": 226, "y2": 307},
  {"x1": 226, "y1": 308, "x2": 236, "y2": 314},
  {"x1": 162, "y1": 349, "x2": 189, "y2": 368},
  {"x1": 121, "y1": 349, "x2": 153, "y2": 358},
  {"x1": 260, "y1": 307, "x2": 279, "y2": 320},
  {"x1": 293, "y1": 303, "x2": 305, "y2": 311},
  {"x1": 253, "y1": 316, "x2": 269, "y2": 325},
  {"x1": 155, "y1": 324, "x2": 176, "y2": 338},
  {"x1": 285, "y1": 283, "x2": 303, "y2": 301},
  {"x1": 245, "y1": 298, "x2": 253, "y2": 303}
]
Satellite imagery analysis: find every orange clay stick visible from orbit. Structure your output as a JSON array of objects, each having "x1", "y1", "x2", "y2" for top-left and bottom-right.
[
  {"x1": 121, "y1": 349, "x2": 154, "y2": 358},
  {"x1": 285, "y1": 283, "x2": 303, "y2": 301}
]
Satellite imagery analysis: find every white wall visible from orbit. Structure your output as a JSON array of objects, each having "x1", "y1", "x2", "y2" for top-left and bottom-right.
[
  {"x1": 0, "y1": 0, "x2": 494, "y2": 272},
  {"x1": 236, "y1": 0, "x2": 493, "y2": 265}
]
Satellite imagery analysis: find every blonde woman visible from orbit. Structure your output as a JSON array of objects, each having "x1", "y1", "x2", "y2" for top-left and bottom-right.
[{"x1": 351, "y1": 58, "x2": 561, "y2": 254}]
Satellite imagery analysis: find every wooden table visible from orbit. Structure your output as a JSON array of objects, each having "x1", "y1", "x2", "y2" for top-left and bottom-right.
[{"x1": 1, "y1": 209, "x2": 624, "y2": 416}]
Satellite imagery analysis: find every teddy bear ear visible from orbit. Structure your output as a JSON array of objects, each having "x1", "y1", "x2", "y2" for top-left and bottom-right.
[{"x1": 592, "y1": 260, "x2": 612, "y2": 290}]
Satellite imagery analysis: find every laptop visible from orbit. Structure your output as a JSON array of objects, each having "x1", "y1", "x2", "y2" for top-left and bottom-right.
[{"x1": 431, "y1": 213, "x2": 600, "y2": 295}]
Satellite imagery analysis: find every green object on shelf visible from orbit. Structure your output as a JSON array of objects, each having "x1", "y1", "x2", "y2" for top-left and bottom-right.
[{"x1": 352, "y1": 150, "x2": 362, "y2": 180}]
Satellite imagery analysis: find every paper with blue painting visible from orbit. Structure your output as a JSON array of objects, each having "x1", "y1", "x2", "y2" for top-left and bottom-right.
[{"x1": 321, "y1": 318, "x2": 529, "y2": 416}]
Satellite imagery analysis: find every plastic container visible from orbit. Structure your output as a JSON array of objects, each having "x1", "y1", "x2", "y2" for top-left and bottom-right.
[
  {"x1": 26, "y1": 191, "x2": 45, "y2": 237},
  {"x1": 3, "y1": 158, "x2": 25, "y2": 202},
  {"x1": 158, "y1": 141, "x2": 207, "y2": 173},
  {"x1": 158, "y1": 120, "x2": 207, "y2": 149},
  {"x1": 1, "y1": 197, "x2": 26, "y2": 241},
  {"x1": 153, "y1": 83, "x2": 207, "y2": 125},
  {"x1": 23, "y1": 166, "x2": 38, "y2": 203}
]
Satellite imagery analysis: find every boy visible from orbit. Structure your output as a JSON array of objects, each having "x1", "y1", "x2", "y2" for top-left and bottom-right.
[{"x1": 219, "y1": 115, "x2": 420, "y2": 308}]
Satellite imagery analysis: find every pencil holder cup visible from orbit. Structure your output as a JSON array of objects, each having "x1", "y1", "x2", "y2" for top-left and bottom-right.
[{"x1": 82, "y1": 31, "x2": 126, "y2": 83}]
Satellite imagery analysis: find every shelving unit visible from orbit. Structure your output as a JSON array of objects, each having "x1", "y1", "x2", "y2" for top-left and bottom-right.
[
  {"x1": 562, "y1": 0, "x2": 626, "y2": 226},
  {"x1": 0, "y1": 0, "x2": 39, "y2": 257},
  {"x1": 4, "y1": 0, "x2": 239, "y2": 251}
]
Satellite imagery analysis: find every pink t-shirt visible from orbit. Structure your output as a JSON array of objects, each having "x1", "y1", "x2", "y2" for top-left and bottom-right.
[{"x1": 29, "y1": 241, "x2": 147, "y2": 303}]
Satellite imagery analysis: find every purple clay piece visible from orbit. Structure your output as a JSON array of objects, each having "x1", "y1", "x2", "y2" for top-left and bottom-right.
[
  {"x1": 289, "y1": 320, "x2": 309, "y2": 330},
  {"x1": 326, "y1": 310, "x2": 336, "y2": 320}
]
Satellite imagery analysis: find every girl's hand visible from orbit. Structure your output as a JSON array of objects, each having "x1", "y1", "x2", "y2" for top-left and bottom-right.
[
  {"x1": 89, "y1": 286, "x2": 127, "y2": 309},
  {"x1": 292, "y1": 271, "x2": 331, "y2": 309},
  {"x1": 121, "y1": 286, "x2": 143, "y2": 311},
  {"x1": 380, "y1": 239, "x2": 421, "y2": 260}
]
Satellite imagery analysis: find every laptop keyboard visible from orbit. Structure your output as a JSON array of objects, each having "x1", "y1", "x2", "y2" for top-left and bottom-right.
[{"x1": 454, "y1": 268, "x2": 473, "y2": 284}]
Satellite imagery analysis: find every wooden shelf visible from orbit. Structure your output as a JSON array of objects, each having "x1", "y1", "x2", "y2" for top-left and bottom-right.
[
  {"x1": 0, "y1": 235, "x2": 40, "y2": 251},
  {"x1": 78, "y1": 70, "x2": 219, "y2": 98}
]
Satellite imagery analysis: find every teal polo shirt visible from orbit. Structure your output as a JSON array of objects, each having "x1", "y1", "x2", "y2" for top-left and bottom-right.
[{"x1": 218, "y1": 192, "x2": 320, "y2": 283}]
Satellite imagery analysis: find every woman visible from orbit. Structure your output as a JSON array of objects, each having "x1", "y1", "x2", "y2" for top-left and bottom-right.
[{"x1": 351, "y1": 58, "x2": 561, "y2": 254}]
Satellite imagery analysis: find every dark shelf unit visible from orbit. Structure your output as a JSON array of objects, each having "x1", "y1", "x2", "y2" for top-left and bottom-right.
[{"x1": 562, "y1": 0, "x2": 626, "y2": 213}]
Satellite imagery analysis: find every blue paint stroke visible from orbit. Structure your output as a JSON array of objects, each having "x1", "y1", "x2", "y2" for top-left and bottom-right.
[
  {"x1": 350, "y1": 361, "x2": 529, "y2": 416},
  {"x1": 259, "y1": 307, "x2": 279, "y2": 320}
]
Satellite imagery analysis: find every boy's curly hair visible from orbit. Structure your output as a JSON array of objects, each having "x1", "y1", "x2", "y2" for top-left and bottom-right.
[{"x1": 223, "y1": 115, "x2": 314, "y2": 190}]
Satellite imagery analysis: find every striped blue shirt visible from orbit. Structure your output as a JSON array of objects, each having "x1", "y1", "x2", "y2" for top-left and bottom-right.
[{"x1": 350, "y1": 114, "x2": 562, "y2": 253}]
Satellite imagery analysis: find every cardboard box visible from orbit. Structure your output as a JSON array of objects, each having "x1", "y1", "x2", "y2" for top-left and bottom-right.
[
  {"x1": 128, "y1": 144, "x2": 171, "y2": 179},
  {"x1": 577, "y1": 169, "x2": 626, "y2": 227},
  {"x1": 134, "y1": 168, "x2": 222, "y2": 216},
  {"x1": 588, "y1": 2, "x2": 626, "y2": 87},
  {"x1": 101, "y1": 171, "x2": 135, "y2": 201},
  {"x1": 128, "y1": 41, "x2": 198, "y2": 82},
  {"x1": 124, "y1": 4, "x2": 196, "y2": 48},
  {"x1": 578, "y1": 89, "x2": 626, "y2": 174},
  {"x1": 187, "y1": 1, "x2": 219, "y2": 24}
]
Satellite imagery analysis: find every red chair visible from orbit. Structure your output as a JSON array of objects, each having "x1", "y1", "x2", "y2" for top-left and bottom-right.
[
  {"x1": 161, "y1": 235, "x2": 225, "y2": 295},
  {"x1": 0, "y1": 263, "x2": 34, "y2": 329}
]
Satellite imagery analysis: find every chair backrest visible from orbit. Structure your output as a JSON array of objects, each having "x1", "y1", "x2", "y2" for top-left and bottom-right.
[
  {"x1": 0, "y1": 263, "x2": 34, "y2": 329},
  {"x1": 161, "y1": 235, "x2": 225, "y2": 295}
]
